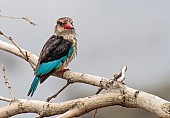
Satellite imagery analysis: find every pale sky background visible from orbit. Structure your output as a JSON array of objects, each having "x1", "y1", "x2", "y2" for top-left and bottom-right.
[{"x1": 0, "y1": 0, "x2": 170, "y2": 118}]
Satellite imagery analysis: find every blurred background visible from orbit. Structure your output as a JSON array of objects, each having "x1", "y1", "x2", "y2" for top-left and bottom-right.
[{"x1": 0, "y1": 0, "x2": 170, "y2": 117}]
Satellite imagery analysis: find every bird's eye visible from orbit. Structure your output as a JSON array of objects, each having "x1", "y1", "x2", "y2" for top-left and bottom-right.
[
  {"x1": 71, "y1": 22, "x2": 73, "y2": 25},
  {"x1": 57, "y1": 21, "x2": 63, "y2": 26}
]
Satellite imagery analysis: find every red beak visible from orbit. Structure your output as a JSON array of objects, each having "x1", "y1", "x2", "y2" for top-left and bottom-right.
[{"x1": 63, "y1": 22, "x2": 74, "y2": 29}]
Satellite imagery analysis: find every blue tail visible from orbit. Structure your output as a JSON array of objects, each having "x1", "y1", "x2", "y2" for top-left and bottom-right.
[{"x1": 27, "y1": 76, "x2": 40, "y2": 97}]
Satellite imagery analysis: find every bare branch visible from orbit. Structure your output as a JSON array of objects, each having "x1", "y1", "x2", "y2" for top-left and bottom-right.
[
  {"x1": 0, "y1": 83, "x2": 170, "y2": 117},
  {"x1": 47, "y1": 81, "x2": 71, "y2": 102},
  {"x1": 2, "y1": 64, "x2": 15, "y2": 100},
  {"x1": 0, "y1": 40, "x2": 37, "y2": 68},
  {"x1": 0, "y1": 31, "x2": 35, "y2": 70},
  {"x1": 92, "y1": 88, "x2": 103, "y2": 118},
  {"x1": 57, "y1": 107, "x2": 81, "y2": 118},
  {"x1": 117, "y1": 66, "x2": 127, "y2": 82},
  {"x1": 0, "y1": 96, "x2": 12, "y2": 102},
  {"x1": 92, "y1": 109, "x2": 98, "y2": 118},
  {"x1": 0, "y1": 39, "x2": 170, "y2": 117},
  {"x1": 0, "y1": 13, "x2": 37, "y2": 26},
  {"x1": 113, "y1": 66, "x2": 127, "y2": 82},
  {"x1": 96, "y1": 88, "x2": 103, "y2": 94}
]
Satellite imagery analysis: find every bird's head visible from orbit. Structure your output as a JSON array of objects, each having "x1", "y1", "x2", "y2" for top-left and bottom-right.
[{"x1": 55, "y1": 17, "x2": 75, "y2": 34}]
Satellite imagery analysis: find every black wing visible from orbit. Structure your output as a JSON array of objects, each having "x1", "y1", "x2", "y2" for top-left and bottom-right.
[{"x1": 35, "y1": 35, "x2": 72, "y2": 72}]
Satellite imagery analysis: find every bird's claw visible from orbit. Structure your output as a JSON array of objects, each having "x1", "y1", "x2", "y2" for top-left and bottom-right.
[{"x1": 62, "y1": 68, "x2": 70, "y2": 75}]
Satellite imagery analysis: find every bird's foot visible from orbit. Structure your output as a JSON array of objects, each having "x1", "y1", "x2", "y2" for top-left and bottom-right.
[{"x1": 61, "y1": 68, "x2": 70, "y2": 76}]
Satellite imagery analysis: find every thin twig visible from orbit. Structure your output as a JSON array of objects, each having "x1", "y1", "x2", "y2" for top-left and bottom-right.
[
  {"x1": 92, "y1": 88, "x2": 103, "y2": 118},
  {"x1": 117, "y1": 66, "x2": 127, "y2": 82},
  {"x1": 0, "y1": 95, "x2": 12, "y2": 102},
  {"x1": 0, "y1": 14, "x2": 37, "y2": 26},
  {"x1": 92, "y1": 109, "x2": 98, "y2": 118},
  {"x1": 46, "y1": 81, "x2": 71, "y2": 102},
  {"x1": 2, "y1": 64, "x2": 15, "y2": 100},
  {"x1": 113, "y1": 66, "x2": 127, "y2": 82},
  {"x1": 113, "y1": 72, "x2": 122, "y2": 80},
  {"x1": 95, "y1": 88, "x2": 103, "y2": 94},
  {"x1": 0, "y1": 31, "x2": 35, "y2": 70}
]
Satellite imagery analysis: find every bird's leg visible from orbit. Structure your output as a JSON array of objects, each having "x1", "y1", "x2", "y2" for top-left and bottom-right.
[
  {"x1": 62, "y1": 68, "x2": 70, "y2": 73},
  {"x1": 52, "y1": 68, "x2": 70, "y2": 78},
  {"x1": 60, "y1": 68, "x2": 70, "y2": 78}
]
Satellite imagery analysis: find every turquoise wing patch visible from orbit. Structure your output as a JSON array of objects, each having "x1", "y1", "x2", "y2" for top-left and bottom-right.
[{"x1": 36, "y1": 46, "x2": 74, "y2": 76}]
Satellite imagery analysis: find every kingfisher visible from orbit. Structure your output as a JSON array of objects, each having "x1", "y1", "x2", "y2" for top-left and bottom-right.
[{"x1": 27, "y1": 17, "x2": 77, "y2": 97}]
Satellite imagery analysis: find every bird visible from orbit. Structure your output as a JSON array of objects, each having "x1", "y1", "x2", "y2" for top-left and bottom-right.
[{"x1": 27, "y1": 17, "x2": 77, "y2": 97}]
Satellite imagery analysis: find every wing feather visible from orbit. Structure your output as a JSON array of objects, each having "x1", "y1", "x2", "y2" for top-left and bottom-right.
[
  {"x1": 35, "y1": 35, "x2": 73, "y2": 83},
  {"x1": 35, "y1": 35, "x2": 72, "y2": 73}
]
